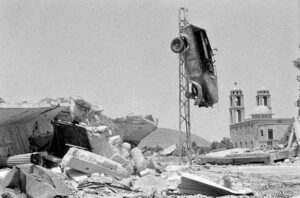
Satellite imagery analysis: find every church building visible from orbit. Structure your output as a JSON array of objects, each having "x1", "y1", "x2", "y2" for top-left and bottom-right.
[{"x1": 229, "y1": 83, "x2": 292, "y2": 149}]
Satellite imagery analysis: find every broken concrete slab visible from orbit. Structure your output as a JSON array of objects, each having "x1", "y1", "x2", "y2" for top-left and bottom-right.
[
  {"x1": 2, "y1": 164, "x2": 70, "y2": 198},
  {"x1": 65, "y1": 168, "x2": 89, "y2": 183},
  {"x1": 130, "y1": 148, "x2": 147, "y2": 172},
  {"x1": 61, "y1": 148, "x2": 130, "y2": 178},
  {"x1": 109, "y1": 135, "x2": 122, "y2": 145},
  {"x1": 111, "y1": 115, "x2": 158, "y2": 146},
  {"x1": 231, "y1": 153, "x2": 270, "y2": 164},
  {"x1": 120, "y1": 142, "x2": 131, "y2": 159},
  {"x1": 122, "y1": 142, "x2": 131, "y2": 150},
  {"x1": 85, "y1": 126, "x2": 114, "y2": 158},
  {"x1": 198, "y1": 151, "x2": 271, "y2": 165},
  {"x1": 67, "y1": 97, "x2": 157, "y2": 145},
  {"x1": 206, "y1": 148, "x2": 250, "y2": 158},
  {"x1": 69, "y1": 96, "x2": 103, "y2": 124},
  {"x1": 120, "y1": 147, "x2": 131, "y2": 159},
  {"x1": 160, "y1": 144, "x2": 177, "y2": 156},
  {"x1": 197, "y1": 156, "x2": 234, "y2": 165},
  {"x1": 269, "y1": 148, "x2": 297, "y2": 162},
  {"x1": 110, "y1": 154, "x2": 134, "y2": 175},
  {"x1": 111, "y1": 154, "x2": 131, "y2": 166},
  {"x1": 139, "y1": 168, "x2": 156, "y2": 177},
  {"x1": 178, "y1": 172, "x2": 253, "y2": 197}
]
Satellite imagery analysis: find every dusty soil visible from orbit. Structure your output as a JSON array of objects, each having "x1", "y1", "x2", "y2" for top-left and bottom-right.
[{"x1": 157, "y1": 156, "x2": 300, "y2": 198}]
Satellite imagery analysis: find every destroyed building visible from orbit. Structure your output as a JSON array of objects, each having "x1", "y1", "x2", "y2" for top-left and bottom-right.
[
  {"x1": 0, "y1": 97, "x2": 158, "y2": 158},
  {"x1": 229, "y1": 85, "x2": 293, "y2": 149}
]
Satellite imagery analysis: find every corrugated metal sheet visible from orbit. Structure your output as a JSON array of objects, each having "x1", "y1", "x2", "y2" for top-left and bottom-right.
[{"x1": 0, "y1": 104, "x2": 69, "y2": 157}]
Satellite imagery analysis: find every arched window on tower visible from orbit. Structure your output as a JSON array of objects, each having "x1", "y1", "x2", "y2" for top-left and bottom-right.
[
  {"x1": 240, "y1": 141, "x2": 242, "y2": 148},
  {"x1": 263, "y1": 96, "x2": 267, "y2": 106},
  {"x1": 235, "y1": 96, "x2": 241, "y2": 106},
  {"x1": 237, "y1": 110, "x2": 242, "y2": 122}
]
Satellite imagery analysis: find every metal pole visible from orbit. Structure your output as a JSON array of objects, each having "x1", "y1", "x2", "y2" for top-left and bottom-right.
[{"x1": 178, "y1": 7, "x2": 192, "y2": 165}]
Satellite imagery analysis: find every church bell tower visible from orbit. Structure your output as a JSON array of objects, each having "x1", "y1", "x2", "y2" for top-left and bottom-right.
[
  {"x1": 229, "y1": 82, "x2": 245, "y2": 124},
  {"x1": 256, "y1": 87, "x2": 271, "y2": 109}
]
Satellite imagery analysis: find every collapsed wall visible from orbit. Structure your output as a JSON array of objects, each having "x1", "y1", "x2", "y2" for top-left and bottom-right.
[
  {"x1": 57, "y1": 97, "x2": 158, "y2": 146},
  {"x1": 0, "y1": 102, "x2": 69, "y2": 158},
  {"x1": 0, "y1": 97, "x2": 158, "y2": 158}
]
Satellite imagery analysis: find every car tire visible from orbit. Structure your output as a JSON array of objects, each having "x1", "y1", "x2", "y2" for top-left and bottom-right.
[{"x1": 170, "y1": 37, "x2": 185, "y2": 53}]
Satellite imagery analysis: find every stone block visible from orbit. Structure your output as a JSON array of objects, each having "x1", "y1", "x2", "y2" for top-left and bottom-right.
[
  {"x1": 130, "y1": 148, "x2": 147, "y2": 172},
  {"x1": 61, "y1": 148, "x2": 130, "y2": 178}
]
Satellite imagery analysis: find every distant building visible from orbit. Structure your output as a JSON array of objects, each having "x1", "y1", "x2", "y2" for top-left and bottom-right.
[{"x1": 229, "y1": 83, "x2": 292, "y2": 149}]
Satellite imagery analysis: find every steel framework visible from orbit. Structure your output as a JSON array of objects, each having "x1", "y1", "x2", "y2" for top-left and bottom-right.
[{"x1": 178, "y1": 8, "x2": 192, "y2": 164}]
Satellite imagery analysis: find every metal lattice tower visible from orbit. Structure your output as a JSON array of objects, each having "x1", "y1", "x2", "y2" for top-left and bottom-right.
[{"x1": 178, "y1": 7, "x2": 192, "y2": 164}]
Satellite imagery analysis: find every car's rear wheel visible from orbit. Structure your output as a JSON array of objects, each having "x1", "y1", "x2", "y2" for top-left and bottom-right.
[{"x1": 170, "y1": 37, "x2": 185, "y2": 53}]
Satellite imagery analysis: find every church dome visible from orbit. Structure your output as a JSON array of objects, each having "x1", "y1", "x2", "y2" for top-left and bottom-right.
[{"x1": 251, "y1": 105, "x2": 272, "y2": 115}]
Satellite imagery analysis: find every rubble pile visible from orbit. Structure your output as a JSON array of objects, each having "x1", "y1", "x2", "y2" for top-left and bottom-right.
[
  {"x1": 0, "y1": 97, "x2": 300, "y2": 197},
  {"x1": 0, "y1": 138, "x2": 258, "y2": 198}
]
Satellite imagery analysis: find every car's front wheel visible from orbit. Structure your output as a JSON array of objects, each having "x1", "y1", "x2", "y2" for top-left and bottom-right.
[{"x1": 170, "y1": 37, "x2": 185, "y2": 53}]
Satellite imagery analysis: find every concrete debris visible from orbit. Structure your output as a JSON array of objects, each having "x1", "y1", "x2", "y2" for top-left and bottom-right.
[
  {"x1": 122, "y1": 142, "x2": 131, "y2": 150},
  {"x1": 68, "y1": 97, "x2": 158, "y2": 145},
  {"x1": 2, "y1": 97, "x2": 300, "y2": 197},
  {"x1": 0, "y1": 96, "x2": 157, "y2": 159},
  {"x1": 66, "y1": 168, "x2": 89, "y2": 183},
  {"x1": 110, "y1": 154, "x2": 134, "y2": 175},
  {"x1": 205, "y1": 148, "x2": 250, "y2": 158},
  {"x1": 139, "y1": 168, "x2": 156, "y2": 177},
  {"x1": 85, "y1": 125, "x2": 114, "y2": 158},
  {"x1": 120, "y1": 144, "x2": 131, "y2": 159},
  {"x1": 160, "y1": 144, "x2": 177, "y2": 156},
  {"x1": 112, "y1": 115, "x2": 158, "y2": 146},
  {"x1": 178, "y1": 172, "x2": 253, "y2": 197},
  {"x1": 197, "y1": 146, "x2": 299, "y2": 165},
  {"x1": 2, "y1": 164, "x2": 70, "y2": 198},
  {"x1": 109, "y1": 135, "x2": 122, "y2": 145},
  {"x1": 69, "y1": 96, "x2": 103, "y2": 124},
  {"x1": 61, "y1": 147, "x2": 130, "y2": 179},
  {"x1": 0, "y1": 96, "x2": 162, "y2": 197},
  {"x1": 129, "y1": 148, "x2": 146, "y2": 172}
]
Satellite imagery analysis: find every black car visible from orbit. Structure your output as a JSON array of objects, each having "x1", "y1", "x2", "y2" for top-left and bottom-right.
[{"x1": 171, "y1": 24, "x2": 218, "y2": 108}]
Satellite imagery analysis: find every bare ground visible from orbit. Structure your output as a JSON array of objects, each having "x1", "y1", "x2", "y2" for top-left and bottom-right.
[{"x1": 157, "y1": 156, "x2": 300, "y2": 198}]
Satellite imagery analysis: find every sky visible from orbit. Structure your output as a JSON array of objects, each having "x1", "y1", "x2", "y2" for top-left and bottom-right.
[{"x1": 0, "y1": 0, "x2": 299, "y2": 142}]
